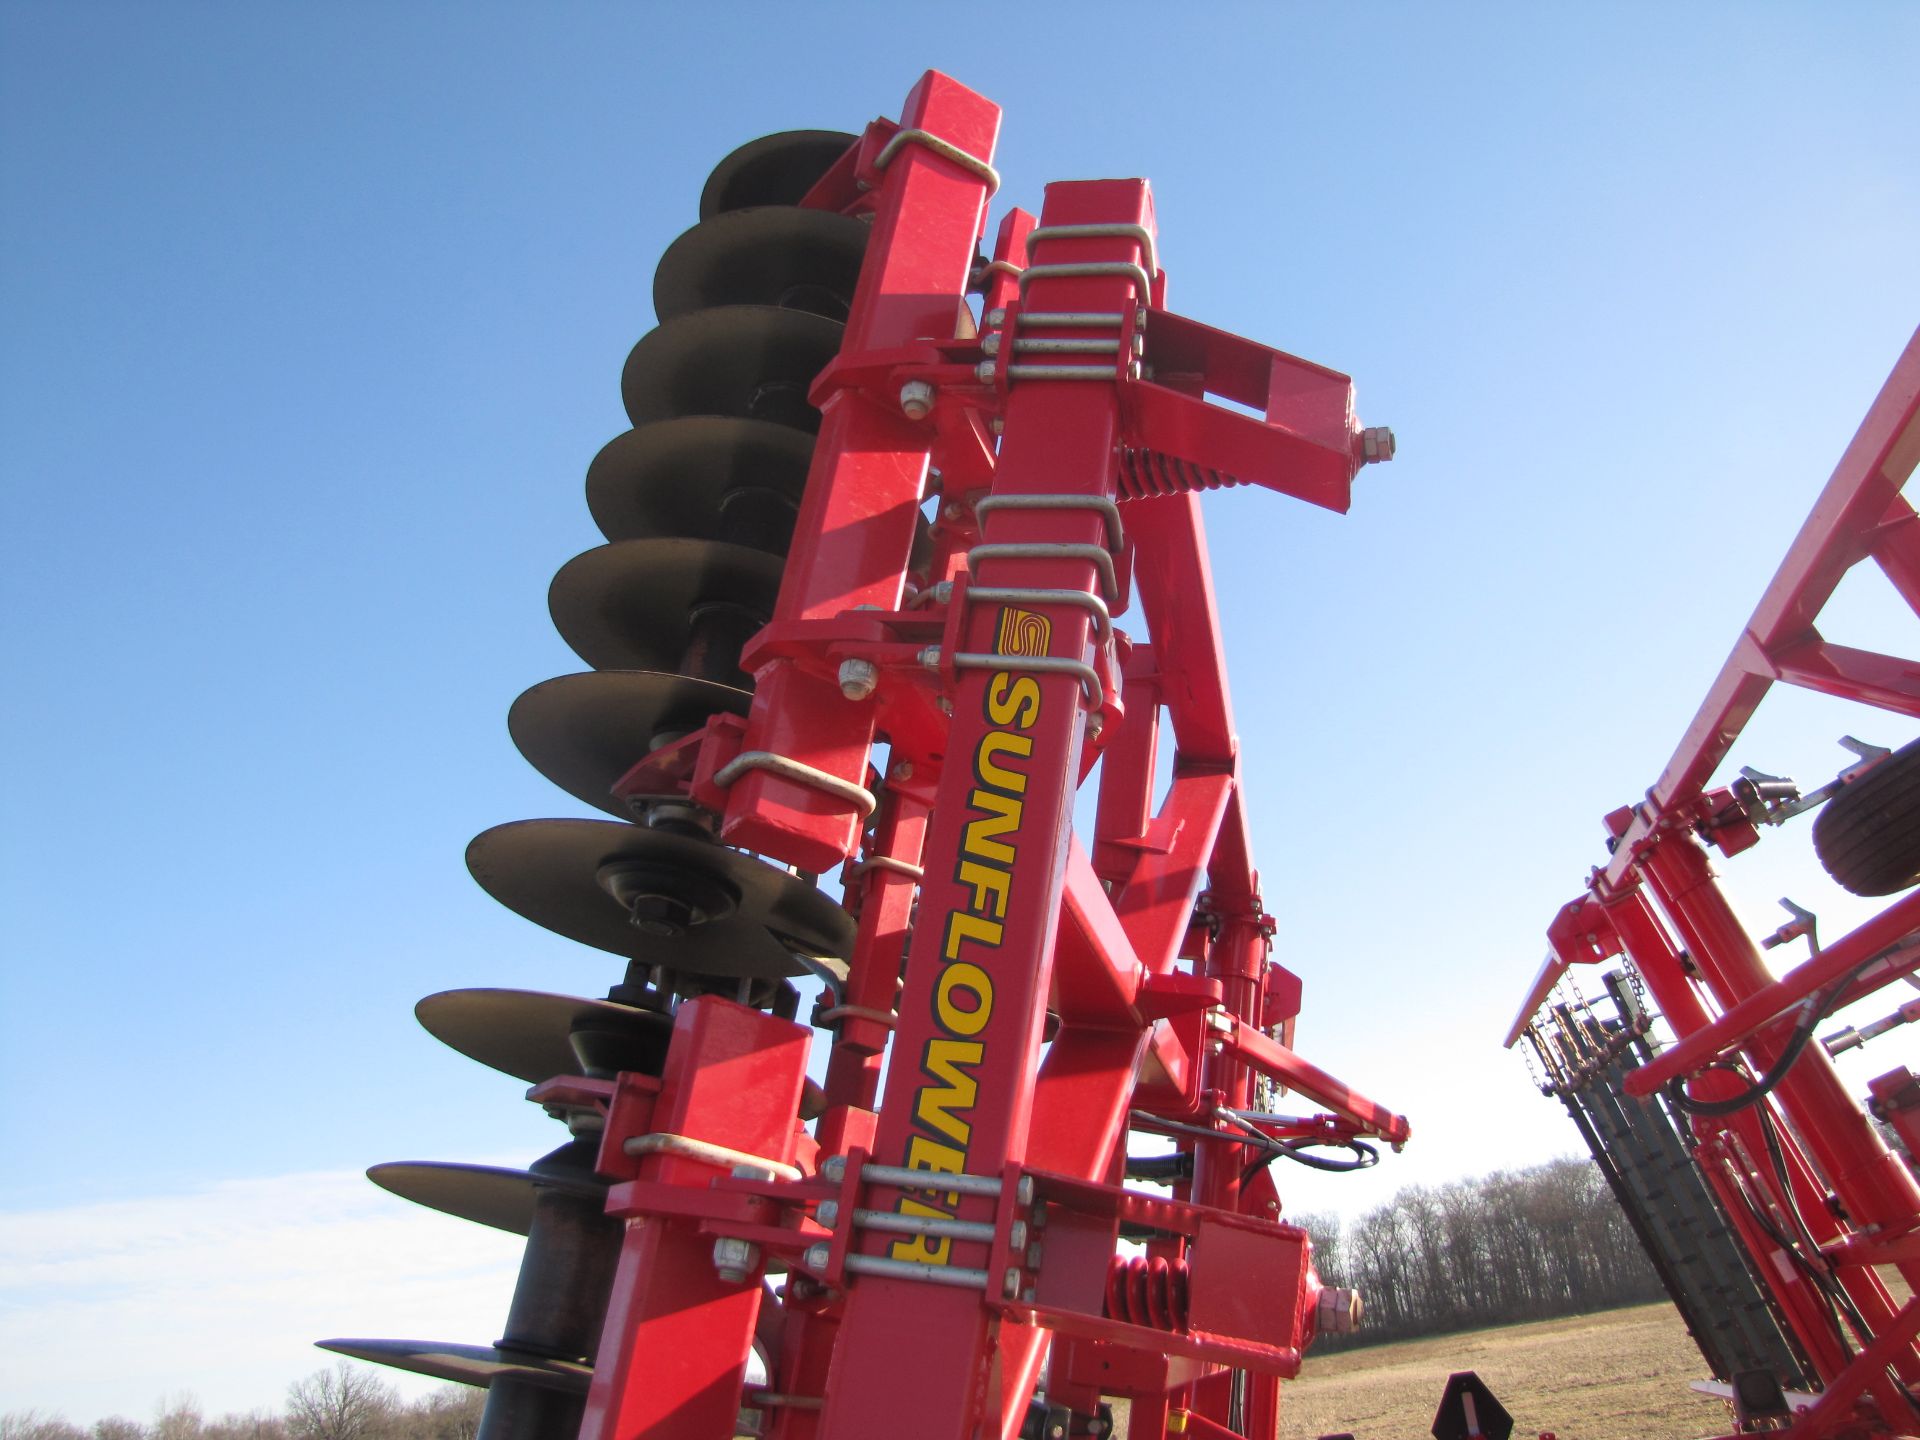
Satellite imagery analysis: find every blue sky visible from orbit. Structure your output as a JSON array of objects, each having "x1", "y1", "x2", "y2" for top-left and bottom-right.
[{"x1": 4, "y1": 1, "x2": 1918, "y2": 1421}]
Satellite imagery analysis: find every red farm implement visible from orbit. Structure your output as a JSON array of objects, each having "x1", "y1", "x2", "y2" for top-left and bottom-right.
[
  {"x1": 322, "y1": 71, "x2": 1416, "y2": 1440},
  {"x1": 1511, "y1": 328, "x2": 1920, "y2": 1438}
]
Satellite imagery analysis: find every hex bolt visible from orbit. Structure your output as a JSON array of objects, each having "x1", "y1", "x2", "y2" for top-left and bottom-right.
[
  {"x1": 1030, "y1": 1201, "x2": 1048, "y2": 1230},
  {"x1": 821, "y1": 1156, "x2": 846, "y2": 1183},
  {"x1": 1015, "y1": 1175, "x2": 1035, "y2": 1206},
  {"x1": 890, "y1": 761, "x2": 914, "y2": 781},
  {"x1": 1315, "y1": 1285, "x2": 1363, "y2": 1335},
  {"x1": 713, "y1": 1236, "x2": 760, "y2": 1285},
  {"x1": 986, "y1": 307, "x2": 1007, "y2": 327},
  {"x1": 899, "y1": 380, "x2": 935, "y2": 420},
  {"x1": 976, "y1": 360, "x2": 997, "y2": 384},
  {"x1": 1022, "y1": 1286, "x2": 1038, "y2": 1304},
  {"x1": 1009, "y1": 1220, "x2": 1029, "y2": 1251},
  {"x1": 1361, "y1": 426, "x2": 1396, "y2": 463},
  {"x1": 816, "y1": 1200, "x2": 840, "y2": 1228},
  {"x1": 1026, "y1": 1242, "x2": 1044, "y2": 1269},
  {"x1": 804, "y1": 1242, "x2": 832, "y2": 1273},
  {"x1": 981, "y1": 334, "x2": 1001, "y2": 356},
  {"x1": 838, "y1": 657, "x2": 879, "y2": 701},
  {"x1": 1003, "y1": 1266, "x2": 1022, "y2": 1299}
]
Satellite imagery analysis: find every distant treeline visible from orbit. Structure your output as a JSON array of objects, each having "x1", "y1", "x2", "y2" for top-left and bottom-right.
[
  {"x1": 0, "y1": 1367, "x2": 478, "y2": 1440},
  {"x1": 1295, "y1": 1155, "x2": 1666, "y2": 1348},
  {"x1": 5, "y1": 1160, "x2": 1661, "y2": 1431}
]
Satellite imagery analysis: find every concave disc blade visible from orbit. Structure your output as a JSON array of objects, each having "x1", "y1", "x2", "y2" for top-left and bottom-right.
[
  {"x1": 699, "y1": 130, "x2": 856, "y2": 219},
  {"x1": 654, "y1": 207, "x2": 868, "y2": 323},
  {"x1": 367, "y1": 1160, "x2": 605, "y2": 1236},
  {"x1": 547, "y1": 538, "x2": 782, "y2": 679},
  {"x1": 585, "y1": 417, "x2": 811, "y2": 553},
  {"x1": 509, "y1": 671, "x2": 749, "y2": 820},
  {"x1": 416, "y1": 985, "x2": 676, "y2": 1082},
  {"x1": 620, "y1": 306, "x2": 843, "y2": 433},
  {"x1": 466, "y1": 818, "x2": 854, "y2": 976},
  {"x1": 316, "y1": 1339, "x2": 590, "y2": 1394}
]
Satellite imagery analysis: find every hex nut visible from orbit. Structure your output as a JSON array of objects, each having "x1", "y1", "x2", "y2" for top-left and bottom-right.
[
  {"x1": 1361, "y1": 426, "x2": 1396, "y2": 463},
  {"x1": 1315, "y1": 1285, "x2": 1363, "y2": 1335},
  {"x1": 899, "y1": 380, "x2": 935, "y2": 420},
  {"x1": 838, "y1": 657, "x2": 879, "y2": 701},
  {"x1": 713, "y1": 1236, "x2": 760, "y2": 1284}
]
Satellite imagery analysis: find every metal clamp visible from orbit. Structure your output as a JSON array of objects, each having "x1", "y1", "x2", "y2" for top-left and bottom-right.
[
  {"x1": 873, "y1": 127, "x2": 1001, "y2": 193},
  {"x1": 1026, "y1": 222, "x2": 1159, "y2": 285},
  {"x1": 1002, "y1": 362, "x2": 1122, "y2": 383},
  {"x1": 1016, "y1": 310, "x2": 1135, "y2": 328},
  {"x1": 974, "y1": 493, "x2": 1125, "y2": 551},
  {"x1": 950, "y1": 650, "x2": 1103, "y2": 707},
  {"x1": 963, "y1": 585, "x2": 1112, "y2": 644},
  {"x1": 967, "y1": 541, "x2": 1119, "y2": 606},
  {"x1": 970, "y1": 258, "x2": 1024, "y2": 290},
  {"x1": 1017, "y1": 261, "x2": 1154, "y2": 306},
  {"x1": 821, "y1": 1155, "x2": 1033, "y2": 1202},
  {"x1": 713, "y1": 750, "x2": 878, "y2": 817},
  {"x1": 846, "y1": 853, "x2": 925, "y2": 883},
  {"x1": 1013, "y1": 337, "x2": 1122, "y2": 355},
  {"x1": 817, "y1": 1003, "x2": 898, "y2": 1029},
  {"x1": 622, "y1": 1132, "x2": 803, "y2": 1182}
]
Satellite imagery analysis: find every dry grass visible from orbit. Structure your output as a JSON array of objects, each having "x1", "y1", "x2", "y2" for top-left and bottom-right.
[{"x1": 1274, "y1": 1302, "x2": 1730, "y2": 1440}]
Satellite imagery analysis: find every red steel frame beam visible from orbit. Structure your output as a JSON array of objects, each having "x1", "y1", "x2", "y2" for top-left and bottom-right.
[
  {"x1": 583, "y1": 71, "x2": 1406, "y2": 1440},
  {"x1": 1602, "y1": 325, "x2": 1920, "y2": 889},
  {"x1": 1513, "y1": 327, "x2": 1920, "y2": 1429},
  {"x1": 819, "y1": 177, "x2": 1159, "y2": 1440}
]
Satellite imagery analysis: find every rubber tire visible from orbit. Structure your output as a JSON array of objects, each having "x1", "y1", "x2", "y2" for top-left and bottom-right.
[{"x1": 1811, "y1": 735, "x2": 1920, "y2": 896}]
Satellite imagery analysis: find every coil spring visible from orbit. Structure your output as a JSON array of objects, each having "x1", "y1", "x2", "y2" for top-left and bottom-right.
[
  {"x1": 1115, "y1": 446, "x2": 1237, "y2": 500},
  {"x1": 1104, "y1": 1254, "x2": 1189, "y2": 1331}
]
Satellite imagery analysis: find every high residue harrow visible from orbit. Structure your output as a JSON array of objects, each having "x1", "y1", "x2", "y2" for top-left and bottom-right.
[
  {"x1": 323, "y1": 70, "x2": 1413, "y2": 1440},
  {"x1": 1512, "y1": 329, "x2": 1920, "y2": 1437}
]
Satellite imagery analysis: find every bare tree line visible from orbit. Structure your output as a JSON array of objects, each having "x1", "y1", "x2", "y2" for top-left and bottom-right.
[
  {"x1": 5, "y1": 1158, "x2": 1658, "y2": 1427},
  {"x1": 1, "y1": 1366, "x2": 479, "y2": 1440},
  {"x1": 1295, "y1": 1155, "x2": 1665, "y2": 1347}
]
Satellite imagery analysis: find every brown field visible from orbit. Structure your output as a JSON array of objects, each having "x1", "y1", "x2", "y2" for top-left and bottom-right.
[{"x1": 1272, "y1": 1302, "x2": 1729, "y2": 1440}]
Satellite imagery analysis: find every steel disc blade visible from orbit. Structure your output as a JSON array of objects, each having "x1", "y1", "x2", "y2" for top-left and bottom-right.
[
  {"x1": 509, "y1": 671, "x2": 749, "y2": 819},
  {"x1": 416, "y1": 986, "x2": 676, "y2": 1082},
  {"x1": 699, "y1": 130, "x2": 856, "y2": 219},
  {"x1": 316, "y1": 1339, "x2": 590, "y2": 1394},
  {"x1": 367, "y1": 1161, "x2": 605, "y2": 1236},
  {"x1": 466, "y1": 818, "x2": 855, "y2": 976},
  {"x1": 654, "y1": 207, "x2": 867, "y2": 323},
  {"x1": 620, "y1": 306, "x2": 843, "y2": 433},
  {"x1": 547, "y1": 538, "x2": 782, "y2": 680},
  {"x1": 585, "y1": 417, "x2": 811, "y2": 552}
]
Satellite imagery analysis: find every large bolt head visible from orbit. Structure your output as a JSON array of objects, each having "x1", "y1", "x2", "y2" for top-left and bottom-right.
[
  {"x1": 1360, "y1": 426, "x2": 1396, "y2": 463},
  {"x1": 1315, "y1": 1285, "x2": 1363, "y2": 1335},
  {"x1": 815, "y1": 1199, "x2": 840, "y2": 1228},
  {"x1": 804, "y1": 1242, "x2": 832, "y2": 1273},
  {"x1": 838, "y1": 657, "x2": 879, "y2": 701},
  {"x1": 899, "y1": 380, "x2": 936, "y2": 420},
  {"x1": 713, "y1": 1236, "x2": 760, "y2": 1284}
]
